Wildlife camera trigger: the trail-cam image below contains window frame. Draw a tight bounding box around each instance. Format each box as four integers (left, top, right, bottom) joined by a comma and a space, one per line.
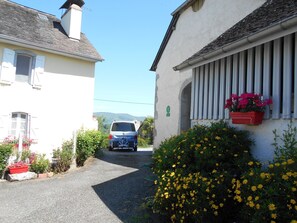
11, 112, 29, 138
14, 50, 36, 84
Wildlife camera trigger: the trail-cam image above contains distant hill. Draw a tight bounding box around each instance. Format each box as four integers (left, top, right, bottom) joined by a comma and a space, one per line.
93, 112, 146, 125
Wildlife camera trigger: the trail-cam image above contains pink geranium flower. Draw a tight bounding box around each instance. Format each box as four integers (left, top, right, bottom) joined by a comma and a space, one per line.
225, 92, 272, 112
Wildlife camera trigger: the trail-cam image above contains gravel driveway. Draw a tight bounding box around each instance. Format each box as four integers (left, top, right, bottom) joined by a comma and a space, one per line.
0, 148, 160, 223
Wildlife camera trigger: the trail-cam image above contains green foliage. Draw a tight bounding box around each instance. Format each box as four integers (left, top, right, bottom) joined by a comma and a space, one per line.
273, 121, 297, 163
138, 136, 149, 148
0, 144, 13, 177
52, 140, 73, 173
20, 149, 31, 162
101, 133, 109, 149
76, 130, 103, 166
97, 116, 109, 134
234, 159, 296, 223
228, 122, 296, 222
152, 121, 256, 222
139, 117, 154, 145
30, 154, 50, 174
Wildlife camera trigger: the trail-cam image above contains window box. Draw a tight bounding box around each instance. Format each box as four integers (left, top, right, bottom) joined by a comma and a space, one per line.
9, 165, 29, 174
230, 111, 264, 125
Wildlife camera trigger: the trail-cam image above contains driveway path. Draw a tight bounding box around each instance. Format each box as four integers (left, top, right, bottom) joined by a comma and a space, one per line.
0, 148, 159, 223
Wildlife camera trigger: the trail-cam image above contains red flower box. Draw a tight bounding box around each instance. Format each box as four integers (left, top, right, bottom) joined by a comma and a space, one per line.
230, 111, 264, 125
9, 166, 29, 174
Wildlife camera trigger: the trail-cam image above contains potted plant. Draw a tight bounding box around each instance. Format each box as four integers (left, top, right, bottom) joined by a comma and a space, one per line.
8, 161, 29, 174
30, 154, 50, 178
225, 93, 272, 125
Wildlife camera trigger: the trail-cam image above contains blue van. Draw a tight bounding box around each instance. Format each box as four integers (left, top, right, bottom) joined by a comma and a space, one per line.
108, 121, 138, 151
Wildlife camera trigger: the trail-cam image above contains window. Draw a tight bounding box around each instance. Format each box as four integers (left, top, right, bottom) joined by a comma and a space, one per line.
191, 32, 297, 121
11, 113, 28, 138
0, 48, 45, 88
111, 122, 136, 132
15, 53, 32, 82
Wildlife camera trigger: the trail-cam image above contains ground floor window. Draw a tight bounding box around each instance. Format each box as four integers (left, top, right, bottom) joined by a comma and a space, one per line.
11, 112, 28, 138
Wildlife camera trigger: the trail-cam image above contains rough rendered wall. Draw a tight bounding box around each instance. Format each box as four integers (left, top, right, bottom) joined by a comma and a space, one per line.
154, 0, 266, 149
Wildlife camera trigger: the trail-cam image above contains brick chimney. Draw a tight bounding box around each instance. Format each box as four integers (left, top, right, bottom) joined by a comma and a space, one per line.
61, 4, 82, 41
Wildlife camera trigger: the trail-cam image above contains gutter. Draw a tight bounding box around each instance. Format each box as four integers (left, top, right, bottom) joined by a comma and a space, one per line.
0, 34, 103, 63
173, 15, 297, 71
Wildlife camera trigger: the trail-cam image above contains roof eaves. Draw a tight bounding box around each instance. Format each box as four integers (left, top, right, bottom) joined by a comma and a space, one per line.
174, 5, 297, 71
0, 34, 103, 62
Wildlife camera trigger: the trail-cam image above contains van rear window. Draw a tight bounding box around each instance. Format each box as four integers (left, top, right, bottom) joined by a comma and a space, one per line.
111, 123, 135, 132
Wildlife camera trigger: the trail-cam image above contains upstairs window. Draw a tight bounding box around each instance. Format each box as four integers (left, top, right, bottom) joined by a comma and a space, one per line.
15, 53, 32, 82
0, 48, 45, 88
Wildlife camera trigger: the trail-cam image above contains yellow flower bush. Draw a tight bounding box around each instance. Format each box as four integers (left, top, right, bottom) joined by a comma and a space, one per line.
152, 121, 256, 222
233, 158, 296, 222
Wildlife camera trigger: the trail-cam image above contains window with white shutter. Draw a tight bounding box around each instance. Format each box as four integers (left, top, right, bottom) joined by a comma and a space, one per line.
0, 48, 45, 88
0, 113, 11, 141
0, 48, 16, 84
31, 55, 45, 89
29, 115, 39, 142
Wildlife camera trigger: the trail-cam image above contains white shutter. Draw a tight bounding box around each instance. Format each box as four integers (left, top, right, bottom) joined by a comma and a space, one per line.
32, 55, 45, 89
29, 115, 39, 142
0, 113, 11, 141
0, 48, 16, 84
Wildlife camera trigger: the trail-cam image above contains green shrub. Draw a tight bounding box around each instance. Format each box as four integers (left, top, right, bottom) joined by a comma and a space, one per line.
152, 121, 256, 222
234, 122, 297, 222
234, 159, 296, 223
20, 149, 31, 162
273, 121, 297, 163
76, 130, 103, 166
30, 154, 50, 174
52, 140, 73, 173
138, 136, 149, 148
101, 133, 109, 149
0, 144, 13, 177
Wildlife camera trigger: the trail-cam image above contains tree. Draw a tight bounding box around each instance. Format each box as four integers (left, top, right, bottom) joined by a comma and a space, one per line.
97, 116, 109, 134
138, 117, 154, 145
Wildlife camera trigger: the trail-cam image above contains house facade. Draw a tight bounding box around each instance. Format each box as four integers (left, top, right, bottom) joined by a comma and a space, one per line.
0, 0, 102, 157
150, 0, 265, 149
174, 0, 297, 162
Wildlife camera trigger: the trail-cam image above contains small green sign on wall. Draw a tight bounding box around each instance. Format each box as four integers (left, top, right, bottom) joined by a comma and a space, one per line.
166, 105, 171, 117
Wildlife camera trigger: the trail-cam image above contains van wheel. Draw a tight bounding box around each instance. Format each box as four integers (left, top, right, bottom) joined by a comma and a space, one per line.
109, 146, 113, 151
133, 146, 137, 152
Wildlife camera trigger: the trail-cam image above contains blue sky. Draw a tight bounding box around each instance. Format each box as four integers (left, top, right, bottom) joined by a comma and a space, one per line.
11, 0, 184, 117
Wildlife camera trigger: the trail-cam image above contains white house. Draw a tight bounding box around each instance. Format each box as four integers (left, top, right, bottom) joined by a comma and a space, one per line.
152, 0, 297, 162
150, 0, 265, 149
174, 0, 297, 162
0, 0, 102, 157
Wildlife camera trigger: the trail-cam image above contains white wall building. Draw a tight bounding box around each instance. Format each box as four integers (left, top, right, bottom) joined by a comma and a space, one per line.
151, 0, 297, 163
151, 0, 265, 149
0, 0, 102, 157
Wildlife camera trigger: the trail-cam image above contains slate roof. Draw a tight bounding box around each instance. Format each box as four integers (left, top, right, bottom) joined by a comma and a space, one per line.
0, 0, 102, 62
175, 0, 297, 70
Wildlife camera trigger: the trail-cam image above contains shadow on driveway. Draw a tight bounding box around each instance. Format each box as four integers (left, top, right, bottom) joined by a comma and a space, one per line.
92, 149, 163, 223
